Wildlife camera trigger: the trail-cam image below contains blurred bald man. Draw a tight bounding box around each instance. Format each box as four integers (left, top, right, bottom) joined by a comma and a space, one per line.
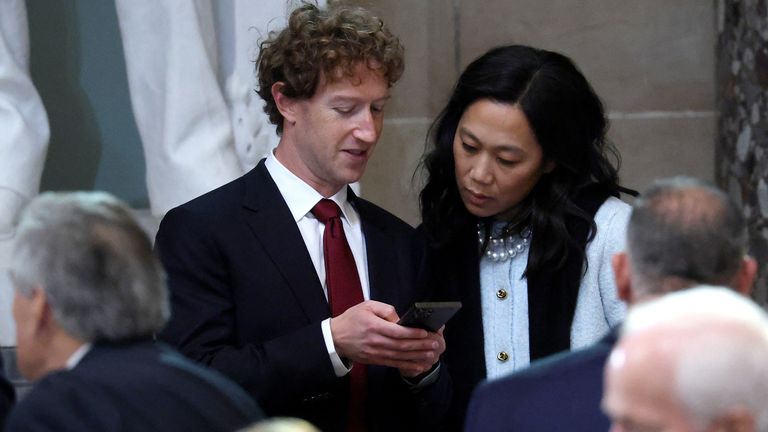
603, 286, 768, 432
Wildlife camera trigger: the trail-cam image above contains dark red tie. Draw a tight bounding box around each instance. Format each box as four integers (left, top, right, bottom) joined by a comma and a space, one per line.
311, 198, 366, 432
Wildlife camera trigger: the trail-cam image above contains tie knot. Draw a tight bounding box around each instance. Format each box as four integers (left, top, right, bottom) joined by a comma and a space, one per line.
311, 199, 342, 224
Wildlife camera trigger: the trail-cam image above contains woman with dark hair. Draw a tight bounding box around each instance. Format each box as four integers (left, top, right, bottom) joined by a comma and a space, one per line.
419, 45, 634, 429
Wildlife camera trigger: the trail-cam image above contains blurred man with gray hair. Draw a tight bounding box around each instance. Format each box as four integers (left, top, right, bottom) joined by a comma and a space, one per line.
603, 286, 768, 432
4, 191, 263, 431
611, 176, 756, 302
465, 176, 757, 431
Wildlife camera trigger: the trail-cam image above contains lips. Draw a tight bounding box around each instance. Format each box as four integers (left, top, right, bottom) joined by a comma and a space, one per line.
465, 188, 490, 206
344, 149, 367, 156
341, 149, 369, 162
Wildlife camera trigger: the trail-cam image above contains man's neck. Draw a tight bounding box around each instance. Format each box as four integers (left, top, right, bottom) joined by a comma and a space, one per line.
272, 145, 345, 198
38, 331, 87, 378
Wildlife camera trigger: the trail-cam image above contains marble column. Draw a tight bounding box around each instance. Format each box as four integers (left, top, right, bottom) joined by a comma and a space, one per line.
716, 0, 768, 303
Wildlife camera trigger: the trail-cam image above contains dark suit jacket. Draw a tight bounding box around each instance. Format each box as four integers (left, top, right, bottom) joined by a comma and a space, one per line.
156, 161, 449, 432
4, 340, 262, 431
0, 353, 16, 428
464, 329, 618, 432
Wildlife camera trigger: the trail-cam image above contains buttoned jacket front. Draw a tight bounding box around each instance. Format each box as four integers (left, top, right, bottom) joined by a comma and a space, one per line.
156, 160, 449, 432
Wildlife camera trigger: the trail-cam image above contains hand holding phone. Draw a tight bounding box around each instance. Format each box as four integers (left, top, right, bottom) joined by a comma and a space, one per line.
397, 301, 462, 332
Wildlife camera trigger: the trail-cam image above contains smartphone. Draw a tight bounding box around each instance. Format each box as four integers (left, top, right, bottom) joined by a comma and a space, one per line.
397, 301, 462, 332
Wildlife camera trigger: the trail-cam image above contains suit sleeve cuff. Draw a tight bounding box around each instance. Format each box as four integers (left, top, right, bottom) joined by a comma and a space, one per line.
402, 362, 441, 391
322, 318, 351, 377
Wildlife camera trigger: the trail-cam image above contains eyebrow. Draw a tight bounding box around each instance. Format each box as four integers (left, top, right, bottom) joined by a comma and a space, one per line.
458, 127, 525, 154
328, 95, 391, 104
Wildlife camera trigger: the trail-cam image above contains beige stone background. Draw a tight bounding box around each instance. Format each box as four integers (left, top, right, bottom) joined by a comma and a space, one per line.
350, 0, 716, 226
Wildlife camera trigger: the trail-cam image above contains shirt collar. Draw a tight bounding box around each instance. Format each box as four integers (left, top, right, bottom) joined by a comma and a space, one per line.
65, 343, 92, 370
265, 150, 354, 222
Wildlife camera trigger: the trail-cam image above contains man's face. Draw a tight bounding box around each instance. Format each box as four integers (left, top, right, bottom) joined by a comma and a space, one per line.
12, 288, 46, 381
603, 342, 700, 432
278, 63, 389, 197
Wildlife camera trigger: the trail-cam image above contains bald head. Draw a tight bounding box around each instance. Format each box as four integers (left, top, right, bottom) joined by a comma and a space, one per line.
613, 176, 755, 303
603, 327, 696, 431
603, 287, 768, 432
238, 418, 320, 432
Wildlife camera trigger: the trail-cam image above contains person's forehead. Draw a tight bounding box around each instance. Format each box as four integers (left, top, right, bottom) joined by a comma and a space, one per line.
315, 65, 388, 97
617, 363, 673, 400
612, 337, 690, 403
606, 363, 686, 428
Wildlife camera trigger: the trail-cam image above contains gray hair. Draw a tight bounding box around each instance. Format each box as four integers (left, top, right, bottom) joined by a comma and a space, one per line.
627, 176, 747, 296
622, 286, 768, 431
10, 191, 169, 342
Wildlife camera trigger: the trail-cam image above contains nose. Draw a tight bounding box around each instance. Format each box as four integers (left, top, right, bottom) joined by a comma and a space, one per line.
352, 108, 379, 143
468, 155, 493, 185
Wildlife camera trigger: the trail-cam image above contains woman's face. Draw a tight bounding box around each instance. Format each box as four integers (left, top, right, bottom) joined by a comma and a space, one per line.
453, 99, 553, 219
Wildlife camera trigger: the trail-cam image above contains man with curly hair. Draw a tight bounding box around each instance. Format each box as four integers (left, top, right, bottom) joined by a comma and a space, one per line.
155, 3, 448, 431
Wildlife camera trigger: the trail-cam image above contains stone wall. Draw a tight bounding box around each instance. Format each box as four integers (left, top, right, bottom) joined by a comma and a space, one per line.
355, 0, 717, 227
716, 0, 768, 303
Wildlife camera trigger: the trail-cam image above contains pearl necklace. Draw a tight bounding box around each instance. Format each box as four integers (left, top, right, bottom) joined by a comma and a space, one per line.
477, 223, 532, 262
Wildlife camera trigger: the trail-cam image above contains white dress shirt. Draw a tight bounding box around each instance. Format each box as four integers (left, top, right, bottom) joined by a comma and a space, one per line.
265, 152, 369, 377
65, 343, 92, 370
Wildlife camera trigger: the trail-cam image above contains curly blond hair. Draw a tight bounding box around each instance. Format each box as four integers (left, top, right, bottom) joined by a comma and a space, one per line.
256, 2, 404, 134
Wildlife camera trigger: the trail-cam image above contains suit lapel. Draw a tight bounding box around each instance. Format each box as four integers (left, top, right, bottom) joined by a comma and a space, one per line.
240, 162, 330, 322
352, 193, 401, 310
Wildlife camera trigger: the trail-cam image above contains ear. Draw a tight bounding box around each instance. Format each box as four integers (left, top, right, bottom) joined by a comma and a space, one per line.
30, 288, 53, 334
733, 256, 758, 297
271, 82, 298, 125
612, 252, 633, 304
708, 407, 755, 432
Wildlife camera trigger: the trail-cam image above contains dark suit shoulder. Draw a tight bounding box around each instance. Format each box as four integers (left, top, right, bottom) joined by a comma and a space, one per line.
475, 337, 613, 404
6, 370, 118, 432
7, 343, 261, 432
156, 166, 261, 248
505, 339, 612, 384
354, 196, 414, 236
174, 173, 247, 216
156, 178, 248, 251
152, 343, 262, 416
466, 338, 614, 432
75, 343, 258, 407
